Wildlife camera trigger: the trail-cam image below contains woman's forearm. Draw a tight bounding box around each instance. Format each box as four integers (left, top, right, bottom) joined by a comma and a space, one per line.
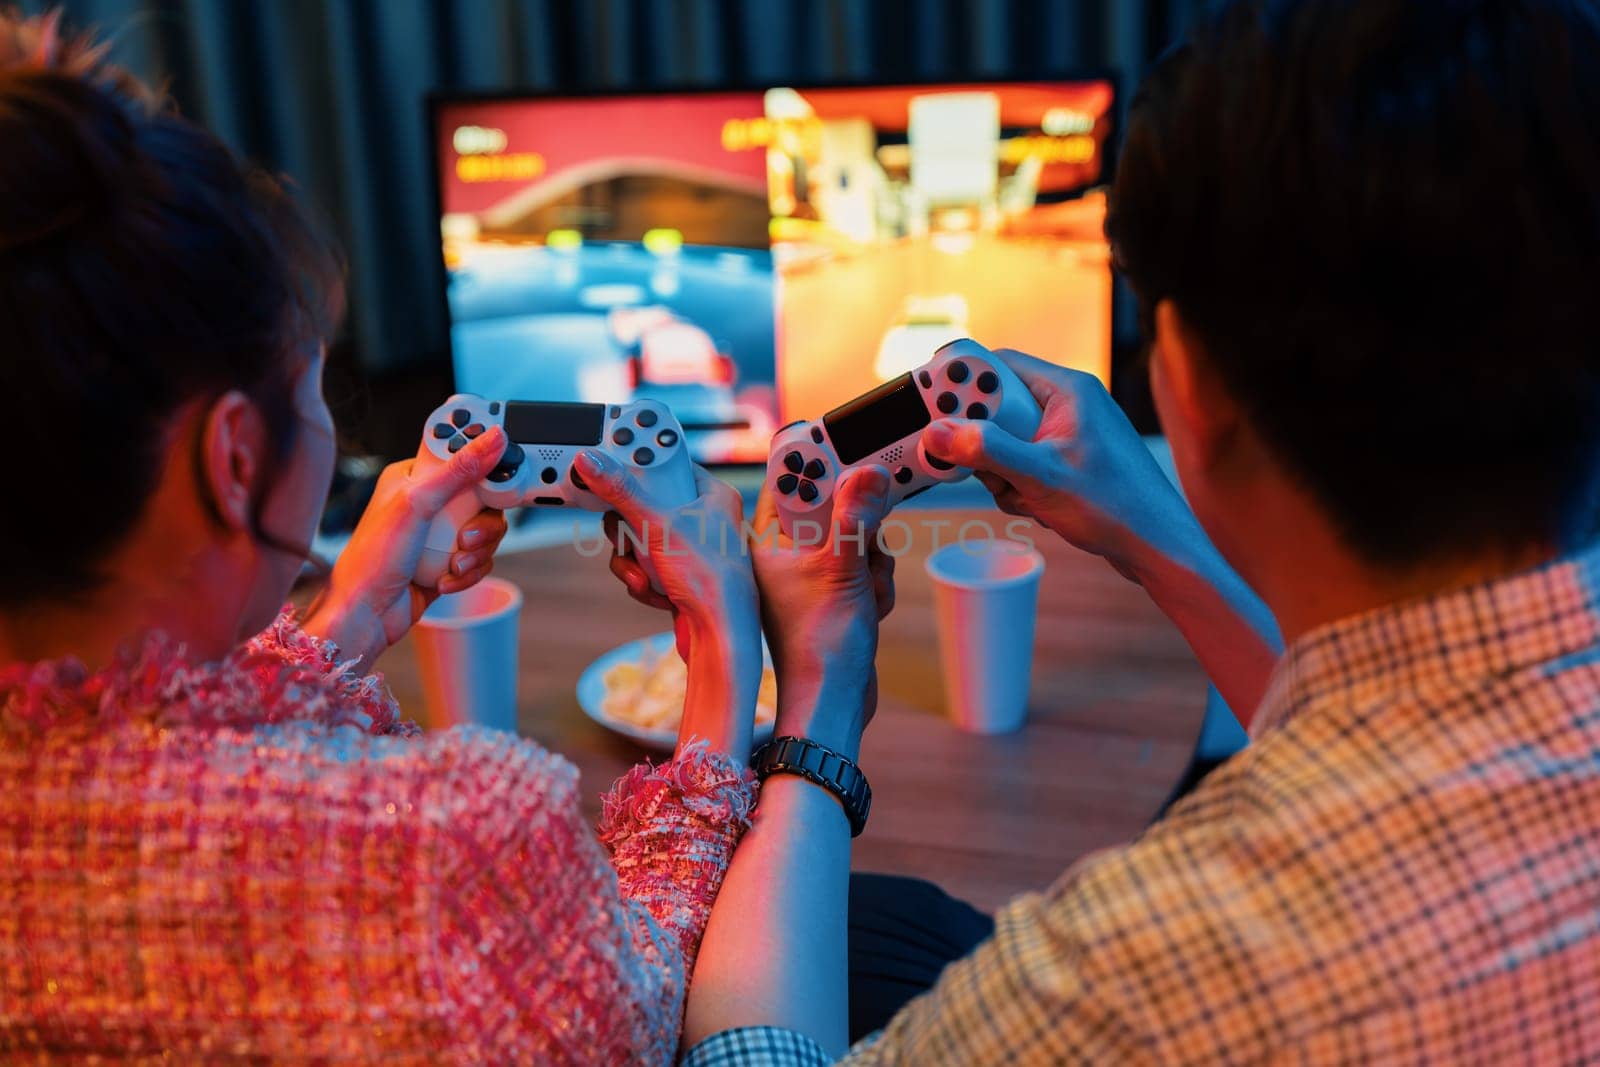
678, 596, 764, 761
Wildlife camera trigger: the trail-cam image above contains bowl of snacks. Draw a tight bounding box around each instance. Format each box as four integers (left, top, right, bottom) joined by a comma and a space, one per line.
577, 632, 777, 752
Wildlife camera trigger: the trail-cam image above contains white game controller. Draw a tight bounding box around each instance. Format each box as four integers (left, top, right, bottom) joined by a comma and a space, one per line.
766, 339, 1042, 538
413, 394, 697, 587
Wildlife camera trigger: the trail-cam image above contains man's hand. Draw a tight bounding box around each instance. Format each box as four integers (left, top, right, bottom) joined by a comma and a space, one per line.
750, 465, 896, 760
922, 348, 1198, 582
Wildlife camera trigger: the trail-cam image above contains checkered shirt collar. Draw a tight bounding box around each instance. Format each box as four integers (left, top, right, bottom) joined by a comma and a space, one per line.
1252, 540, 1600, 738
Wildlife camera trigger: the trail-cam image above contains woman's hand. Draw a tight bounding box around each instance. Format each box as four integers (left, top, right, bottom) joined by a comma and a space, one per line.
576, 450, 763, 760
305, 427, 509, 668
749, 465, 896, 761
921, 348, 1199, 582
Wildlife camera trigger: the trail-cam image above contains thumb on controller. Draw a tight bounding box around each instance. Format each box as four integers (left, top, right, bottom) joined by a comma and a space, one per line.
574, 449, 652, 534
409, 425, 507, 515
923, 418, 1036, 486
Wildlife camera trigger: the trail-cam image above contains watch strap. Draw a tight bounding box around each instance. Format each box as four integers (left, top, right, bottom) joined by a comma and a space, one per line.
751, 735, 872, 837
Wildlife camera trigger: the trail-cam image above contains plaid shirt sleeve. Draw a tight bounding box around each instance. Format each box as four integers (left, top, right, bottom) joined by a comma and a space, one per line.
682, 1026, 833, 1066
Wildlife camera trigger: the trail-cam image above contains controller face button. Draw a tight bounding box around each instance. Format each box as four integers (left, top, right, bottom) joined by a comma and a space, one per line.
447, 435, 467, 454
633, 447, 655, 466
803, 458, 826, 479
783, 450, 805, 474
966, 402, 990, 421
463, 423, 485, 438
636, 409, 659, 428
776, 473, 799, 494
918, 370, 933, 389
489, 402, 501, 415
613, 427, 635, 446
946, 361, 969, 384
451, 408, 471, 428
928, 453, 957, 472
976, 371, 999, 394
432, 422, 454, 439
798, 480, 819, 503
656, 429, 679, 448
540, 466, 558, 484
895, 466, 914, 484
936, 391, 959, 414
810, 426, 824, 444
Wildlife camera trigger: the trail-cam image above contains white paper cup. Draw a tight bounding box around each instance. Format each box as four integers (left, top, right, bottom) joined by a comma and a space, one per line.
925, 540, 1045, 734
412, 576, 523, 733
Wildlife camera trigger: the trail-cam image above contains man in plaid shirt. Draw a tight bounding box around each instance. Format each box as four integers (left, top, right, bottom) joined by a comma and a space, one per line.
682, 0, 1600, 1062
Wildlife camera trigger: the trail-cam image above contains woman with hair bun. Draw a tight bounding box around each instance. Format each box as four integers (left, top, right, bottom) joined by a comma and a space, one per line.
0, 12, 766, 1062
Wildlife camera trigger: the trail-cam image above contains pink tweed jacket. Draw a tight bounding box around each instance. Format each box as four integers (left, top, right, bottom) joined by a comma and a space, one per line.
0, 610, 757, 1064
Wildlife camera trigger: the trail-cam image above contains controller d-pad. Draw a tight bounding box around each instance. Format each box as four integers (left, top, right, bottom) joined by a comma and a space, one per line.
798, 480, 819, 503
928, 453, 957, 472
967, 402, 990, 421
946, 361, 969, 384
803, 458, 826, 480
633, 447, 655, 466
447, 435, 467, 454
636, 409, 659, 428
976, 371, 999, 394
783, 450, 804, 474
776, 473, 799, 495
613, 427, 634, 446
895, 466, 914, 484
451, 408, 471, 428
656, 429, 678, 448
936, 392, 959, 414
432, 422, 454, 440
463, 423, 485, 439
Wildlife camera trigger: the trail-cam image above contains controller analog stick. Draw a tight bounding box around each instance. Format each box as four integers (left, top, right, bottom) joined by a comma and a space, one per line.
570, 467, 589, 491
928, 453, 957, 472
776, 473, 799, 495
783, 450, 805, 474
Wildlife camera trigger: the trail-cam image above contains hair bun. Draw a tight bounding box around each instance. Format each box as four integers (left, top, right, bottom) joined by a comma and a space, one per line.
0, 70, 147, 256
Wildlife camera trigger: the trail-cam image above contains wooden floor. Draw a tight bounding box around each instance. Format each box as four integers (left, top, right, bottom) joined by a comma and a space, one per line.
372, 510, 1207, 913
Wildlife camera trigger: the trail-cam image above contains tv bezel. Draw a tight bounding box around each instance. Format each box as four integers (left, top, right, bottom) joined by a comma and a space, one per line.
425, 71, 1123, 469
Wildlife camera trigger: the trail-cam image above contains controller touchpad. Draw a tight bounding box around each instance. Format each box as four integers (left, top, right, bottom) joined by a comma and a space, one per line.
503, 401, 605, 445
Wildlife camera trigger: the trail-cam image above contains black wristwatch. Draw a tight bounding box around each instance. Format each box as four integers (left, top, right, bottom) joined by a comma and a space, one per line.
751, 735, 872, 837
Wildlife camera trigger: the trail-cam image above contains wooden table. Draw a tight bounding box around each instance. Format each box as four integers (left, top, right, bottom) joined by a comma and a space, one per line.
373, 510, 1207, 913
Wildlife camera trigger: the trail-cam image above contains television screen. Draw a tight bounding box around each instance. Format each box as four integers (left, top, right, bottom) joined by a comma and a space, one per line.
433, 78, 1115, 465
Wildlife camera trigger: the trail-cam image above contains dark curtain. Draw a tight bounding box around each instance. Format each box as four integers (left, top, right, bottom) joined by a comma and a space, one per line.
17, 0, 1207, 382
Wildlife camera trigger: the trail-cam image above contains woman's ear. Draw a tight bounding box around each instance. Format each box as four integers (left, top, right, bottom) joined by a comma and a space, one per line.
198, 390, 269, 532
1151, 299, 1241, 475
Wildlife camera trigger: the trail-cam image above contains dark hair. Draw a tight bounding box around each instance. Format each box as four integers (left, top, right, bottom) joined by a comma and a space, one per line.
0, 12, 343, 607
1108, 0, 1600, 567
